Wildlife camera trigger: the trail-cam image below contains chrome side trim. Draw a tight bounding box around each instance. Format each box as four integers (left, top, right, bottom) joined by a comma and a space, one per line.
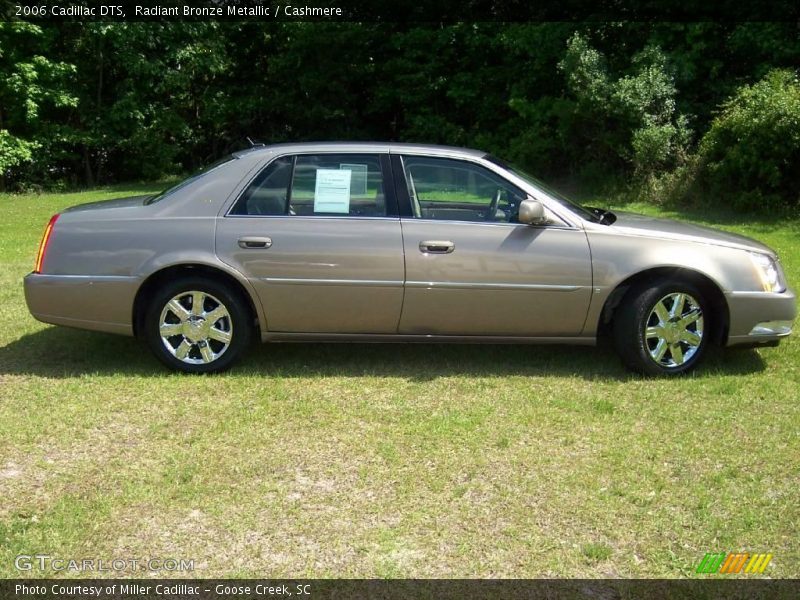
262, 277, 403, 287
748, 320, 793, 336
262, 331, 597, 345
259, 277, 584, 291
225, 214, 401, 221
225, 213, 575, 230
405, 281, 584, 292
727, 334, 785, 347
32, 274, 140, 281
400, 217, 578, 231
726, 290, 791, 299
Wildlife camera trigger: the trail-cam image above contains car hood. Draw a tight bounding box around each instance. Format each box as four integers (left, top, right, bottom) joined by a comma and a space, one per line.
62, 195, 152, 213
608, 210, 776, 256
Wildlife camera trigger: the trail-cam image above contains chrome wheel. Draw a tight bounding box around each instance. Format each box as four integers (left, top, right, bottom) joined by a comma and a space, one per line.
644, 292, 704, 368
158, 290, 232, 365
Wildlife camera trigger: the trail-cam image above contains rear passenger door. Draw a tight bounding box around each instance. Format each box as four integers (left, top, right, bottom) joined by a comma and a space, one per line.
216, 153, 405, 334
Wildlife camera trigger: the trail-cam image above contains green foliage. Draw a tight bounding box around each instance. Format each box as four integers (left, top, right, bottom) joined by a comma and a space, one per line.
0, 21, 797, 208
581, 542, 613, 562
693, 69, 800, 210
0, 130, 37, 172
559, 34, 690, 180
0, 22, 76, 186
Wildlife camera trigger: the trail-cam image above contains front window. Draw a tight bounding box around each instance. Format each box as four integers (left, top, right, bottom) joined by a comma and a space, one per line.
484, 155, 597, 222
402, 156, 526, 223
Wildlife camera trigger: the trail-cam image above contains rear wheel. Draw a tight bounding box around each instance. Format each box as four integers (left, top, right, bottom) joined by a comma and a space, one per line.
145, 277, 251, 373
613, 279, 709, 376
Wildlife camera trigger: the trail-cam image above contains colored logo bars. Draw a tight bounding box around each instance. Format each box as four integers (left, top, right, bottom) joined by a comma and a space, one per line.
696, 552, 773, 574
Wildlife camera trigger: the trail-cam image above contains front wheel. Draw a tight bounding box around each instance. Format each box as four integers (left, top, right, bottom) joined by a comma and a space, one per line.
145, 277, 252, 373
613, 280, 709, 376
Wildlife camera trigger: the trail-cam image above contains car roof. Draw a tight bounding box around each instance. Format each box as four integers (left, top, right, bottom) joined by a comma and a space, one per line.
232, 141, 487, 159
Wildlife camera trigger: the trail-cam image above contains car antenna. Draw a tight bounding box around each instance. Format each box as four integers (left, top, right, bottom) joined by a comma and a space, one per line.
246, 137, 265, 148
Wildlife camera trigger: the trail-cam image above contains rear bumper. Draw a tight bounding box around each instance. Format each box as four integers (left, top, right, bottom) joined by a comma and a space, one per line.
24, 273, 139, 336
725, 288, 796, 347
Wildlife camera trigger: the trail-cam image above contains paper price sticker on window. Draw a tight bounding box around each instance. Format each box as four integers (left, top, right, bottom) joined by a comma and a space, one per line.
314, 169, 352, 214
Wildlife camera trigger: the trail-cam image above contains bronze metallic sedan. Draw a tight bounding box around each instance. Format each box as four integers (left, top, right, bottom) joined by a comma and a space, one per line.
24, 143, 796, 375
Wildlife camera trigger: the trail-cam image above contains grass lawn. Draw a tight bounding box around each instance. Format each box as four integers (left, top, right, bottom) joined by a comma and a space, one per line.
0, 184, 797, 578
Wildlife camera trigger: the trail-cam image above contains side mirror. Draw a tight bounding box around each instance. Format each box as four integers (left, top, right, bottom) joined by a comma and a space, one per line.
518, 199, 547, 225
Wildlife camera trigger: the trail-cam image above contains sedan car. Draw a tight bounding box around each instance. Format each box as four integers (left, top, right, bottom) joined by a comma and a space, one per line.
24, 142, 795, 375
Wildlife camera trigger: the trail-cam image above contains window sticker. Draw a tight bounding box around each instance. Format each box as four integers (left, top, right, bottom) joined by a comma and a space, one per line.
340, 163, 368, 196
314, 168, 352, 213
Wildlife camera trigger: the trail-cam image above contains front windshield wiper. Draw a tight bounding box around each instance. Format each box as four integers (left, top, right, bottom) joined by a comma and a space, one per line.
586, 207, 617, 225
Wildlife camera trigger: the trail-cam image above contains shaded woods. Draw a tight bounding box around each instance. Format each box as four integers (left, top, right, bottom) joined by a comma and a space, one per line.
1, 21, 798, 207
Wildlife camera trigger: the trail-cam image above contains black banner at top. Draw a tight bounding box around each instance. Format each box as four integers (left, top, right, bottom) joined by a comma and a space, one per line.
3, 0, 800, 22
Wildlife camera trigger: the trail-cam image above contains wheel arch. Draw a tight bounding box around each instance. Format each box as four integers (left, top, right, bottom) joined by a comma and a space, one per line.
132, 263, 262, 338
597, 266, 730, 345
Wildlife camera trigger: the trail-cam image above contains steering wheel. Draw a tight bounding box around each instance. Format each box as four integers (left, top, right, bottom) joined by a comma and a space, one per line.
486, 189, 502, 221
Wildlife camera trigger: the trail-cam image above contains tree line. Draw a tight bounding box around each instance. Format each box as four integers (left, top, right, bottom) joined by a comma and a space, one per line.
0, 21, 798, 208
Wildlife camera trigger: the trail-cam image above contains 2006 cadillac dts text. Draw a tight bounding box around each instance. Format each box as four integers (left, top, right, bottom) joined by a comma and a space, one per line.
14, 4, 344, 17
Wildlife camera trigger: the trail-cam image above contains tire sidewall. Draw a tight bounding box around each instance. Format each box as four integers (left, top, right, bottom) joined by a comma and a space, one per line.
145, 277, 251, 373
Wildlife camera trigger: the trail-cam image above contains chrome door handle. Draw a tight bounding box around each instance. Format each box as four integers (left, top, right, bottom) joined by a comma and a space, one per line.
419, 240, 455, 254
238, 236, 272, 249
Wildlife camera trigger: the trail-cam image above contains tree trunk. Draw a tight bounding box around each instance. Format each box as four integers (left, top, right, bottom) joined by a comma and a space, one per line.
0, 108, 4, 191
84, 147, 94, 187
94, 35, 104, 185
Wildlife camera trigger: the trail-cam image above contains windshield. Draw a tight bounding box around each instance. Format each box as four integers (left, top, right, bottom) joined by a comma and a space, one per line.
485, 155, 600, 222
145, 155, 236, 205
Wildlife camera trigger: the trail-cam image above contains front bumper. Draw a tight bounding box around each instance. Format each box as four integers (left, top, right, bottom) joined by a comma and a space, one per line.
24, 273, 139, 336
725, 288, 796, 347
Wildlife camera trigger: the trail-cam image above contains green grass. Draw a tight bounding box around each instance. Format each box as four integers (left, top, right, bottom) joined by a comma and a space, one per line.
0, 184, 798, 578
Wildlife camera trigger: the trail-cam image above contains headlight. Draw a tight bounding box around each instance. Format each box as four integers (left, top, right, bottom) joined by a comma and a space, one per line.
749, 252, 784, 292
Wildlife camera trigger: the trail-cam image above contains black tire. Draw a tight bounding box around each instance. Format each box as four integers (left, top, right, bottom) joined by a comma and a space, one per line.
613, 279, 710, 376
144, 276, 252, 373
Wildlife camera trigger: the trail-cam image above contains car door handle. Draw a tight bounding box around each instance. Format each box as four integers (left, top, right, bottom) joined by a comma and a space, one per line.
238, 236, 272, 249
419, 240, 455, 254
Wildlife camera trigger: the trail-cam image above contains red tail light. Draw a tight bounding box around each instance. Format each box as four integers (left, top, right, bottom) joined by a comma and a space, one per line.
34, 214, 60, 274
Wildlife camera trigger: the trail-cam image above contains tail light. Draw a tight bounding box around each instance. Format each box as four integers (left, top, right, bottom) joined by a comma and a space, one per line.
34, 214, 60, 274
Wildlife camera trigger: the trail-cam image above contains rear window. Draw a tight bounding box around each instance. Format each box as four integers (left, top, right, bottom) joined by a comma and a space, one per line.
230, 153, 387, 217
145, 155, 236, 205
